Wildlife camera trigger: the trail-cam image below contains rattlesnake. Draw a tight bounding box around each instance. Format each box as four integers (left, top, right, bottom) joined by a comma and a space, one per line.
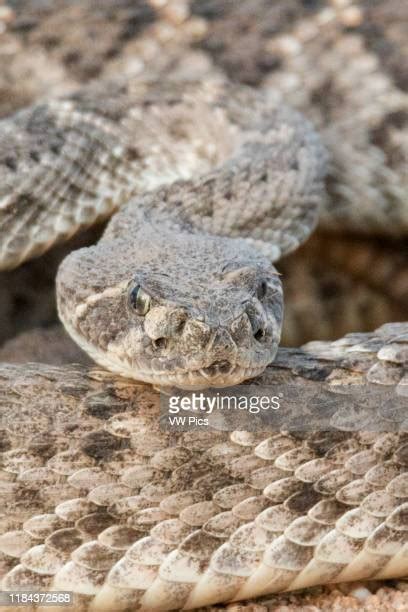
0, 0, 407, 610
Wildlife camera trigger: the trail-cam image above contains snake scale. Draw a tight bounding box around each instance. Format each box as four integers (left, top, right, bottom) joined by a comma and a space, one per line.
0, 0, 407, 609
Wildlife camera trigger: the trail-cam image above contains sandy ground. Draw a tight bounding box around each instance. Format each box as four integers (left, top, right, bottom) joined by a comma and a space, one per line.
208, 582, 408, 611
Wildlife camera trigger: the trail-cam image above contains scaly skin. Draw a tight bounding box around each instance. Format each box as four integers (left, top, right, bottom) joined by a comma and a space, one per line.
0, 323, 406, 609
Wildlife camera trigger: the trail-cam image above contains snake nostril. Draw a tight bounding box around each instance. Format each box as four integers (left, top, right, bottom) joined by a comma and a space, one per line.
245, 303, 269, 344
254, 328, 265, 342
257, 280, 268, 300
153, 337, 167, 350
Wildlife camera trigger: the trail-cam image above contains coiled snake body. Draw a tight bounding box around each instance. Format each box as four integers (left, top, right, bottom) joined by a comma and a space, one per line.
0, 16, 407, 612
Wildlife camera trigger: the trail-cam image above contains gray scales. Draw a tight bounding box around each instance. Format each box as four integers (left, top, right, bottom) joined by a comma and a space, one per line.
0, 70, 406, 612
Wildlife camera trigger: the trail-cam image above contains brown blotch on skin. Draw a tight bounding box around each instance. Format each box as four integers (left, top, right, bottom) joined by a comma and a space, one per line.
0, 429, 12, 452
191, 0, 323, 85
46, 528, 86, 554
81, 430, 129, 460
307, 431, 349, 456
85, 391, 128, 420
27, 433, 58, 459
76, 512, 117, 537
125, 146, 142, 161
285, 486, 322, 513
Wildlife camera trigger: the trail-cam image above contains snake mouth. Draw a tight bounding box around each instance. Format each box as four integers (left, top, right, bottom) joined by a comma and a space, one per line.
167, 363, 265, 390
200, 360, 234, 379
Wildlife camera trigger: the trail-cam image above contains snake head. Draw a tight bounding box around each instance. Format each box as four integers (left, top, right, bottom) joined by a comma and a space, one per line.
57, 227, 283, 389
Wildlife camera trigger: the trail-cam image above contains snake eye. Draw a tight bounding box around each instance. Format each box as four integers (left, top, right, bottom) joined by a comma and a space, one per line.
129, 284, 151, 315
257, 281, 268, 300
